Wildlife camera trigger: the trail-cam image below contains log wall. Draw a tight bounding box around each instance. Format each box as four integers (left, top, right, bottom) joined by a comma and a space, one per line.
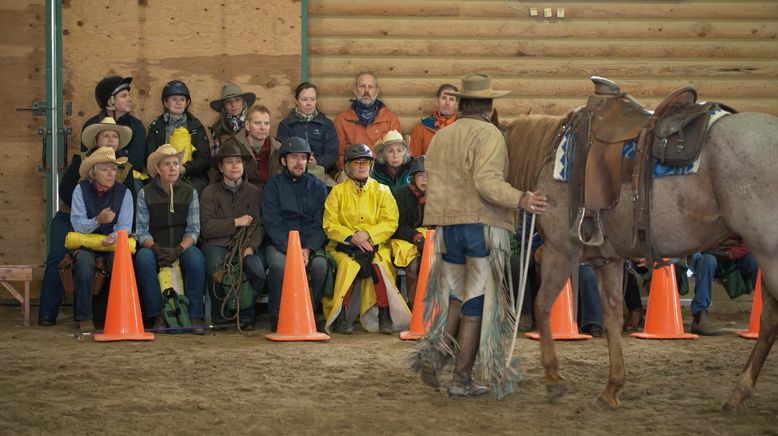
308, 0, 778, 132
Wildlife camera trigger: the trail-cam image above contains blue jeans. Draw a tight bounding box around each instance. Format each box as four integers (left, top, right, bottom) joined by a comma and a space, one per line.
265, 244, 328, 315
38, 212, 73, 322
442, 224, 489, 316
690, 252, 759, 316
135, 246, 206, 319
578, 264, 602, 331
73, 250, 114, 321
203, 245, 266, 322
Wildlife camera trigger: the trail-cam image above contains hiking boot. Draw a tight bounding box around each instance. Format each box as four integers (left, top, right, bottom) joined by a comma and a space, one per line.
241, 320, 256, 331
378, 306, 393, 335
583, 325, 603, 337
78, 320, 95, 333
38, 316, 55, 327
448, 316, 489, 398
332, 311, 353, 335
190, 317, 206, 335
623, 308, 643, 332
691, 311, 724, 336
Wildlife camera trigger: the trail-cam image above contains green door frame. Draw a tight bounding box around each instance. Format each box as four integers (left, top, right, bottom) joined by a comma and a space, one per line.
45, 0, 64, 235
301, 0, 309, 81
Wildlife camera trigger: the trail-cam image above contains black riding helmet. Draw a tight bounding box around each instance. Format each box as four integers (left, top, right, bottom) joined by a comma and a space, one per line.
95, 76, 132, 109
161, 80, 191, 104
343, 143, 374, 163
409, 155, 425, 175
279, 136, 312, 161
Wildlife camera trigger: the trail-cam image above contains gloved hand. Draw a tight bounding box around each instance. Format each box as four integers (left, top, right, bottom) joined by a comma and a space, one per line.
152, 244, 178, 268
414, 237, 426, 254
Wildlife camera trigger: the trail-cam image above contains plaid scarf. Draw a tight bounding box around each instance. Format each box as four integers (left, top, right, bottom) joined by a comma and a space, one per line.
433, 110, 457, 129
351, 99, 384, 127
294, 106, 318, 122
163, 112, 188, 142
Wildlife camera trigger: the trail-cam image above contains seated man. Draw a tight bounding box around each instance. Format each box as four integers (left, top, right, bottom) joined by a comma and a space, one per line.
39, 117, 133, 326
409, 83, 459, 156
135, 144, 206, 334
390, 156, 427, 309
200, 139, 265, 330
70, 147, 133, 332
322, 143, 411, 334
687, 236, 758, 335
262, 137, 330, 330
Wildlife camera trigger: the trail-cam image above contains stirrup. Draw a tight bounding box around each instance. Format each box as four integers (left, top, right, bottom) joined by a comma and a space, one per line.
572, 207, 605, 247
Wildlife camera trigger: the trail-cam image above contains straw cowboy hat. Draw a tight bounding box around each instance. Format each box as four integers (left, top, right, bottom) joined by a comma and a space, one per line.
147, 144, 185, 178
445, 73, 510, 99
374, 130, 409, 156
81, 117, 132, 150
78, 146, 128, 180
209, 83, 257, 112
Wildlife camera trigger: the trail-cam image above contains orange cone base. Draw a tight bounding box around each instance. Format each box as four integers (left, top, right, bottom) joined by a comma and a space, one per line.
265, 332, 330, 342
400, 330, 424, 341
736, 330, 758, 340
525, 331, 592, 341
631, 331, 697, 340
94, 331, 155, 342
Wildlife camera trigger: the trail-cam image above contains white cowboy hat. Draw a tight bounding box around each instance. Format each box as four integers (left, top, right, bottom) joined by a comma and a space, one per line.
81, 117, 132, 150
374, 130, 410, 157
78, 146, 128, 180
146, 144, 185, 178
445, 73, 510, 99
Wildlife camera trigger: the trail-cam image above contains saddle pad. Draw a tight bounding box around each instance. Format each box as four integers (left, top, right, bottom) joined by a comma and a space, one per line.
553, 108, 729, 182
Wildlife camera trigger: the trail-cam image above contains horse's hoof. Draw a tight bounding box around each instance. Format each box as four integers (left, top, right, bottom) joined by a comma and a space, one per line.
591, 395, 619, 410
721, 401, 747, 415
547, 382, 569, 404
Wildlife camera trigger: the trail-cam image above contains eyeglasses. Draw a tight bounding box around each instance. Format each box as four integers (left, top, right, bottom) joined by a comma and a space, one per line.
350, 159, 371, 167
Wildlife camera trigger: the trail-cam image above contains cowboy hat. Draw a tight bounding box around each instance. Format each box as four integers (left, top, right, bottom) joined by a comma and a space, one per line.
147, 144, 185, 178
79, 146, 128, 180
81, 117, 132, 150
445, 73, 510, 99
211, 137, 253, 169
209, 83, 257, 112
374, 130, 409, 156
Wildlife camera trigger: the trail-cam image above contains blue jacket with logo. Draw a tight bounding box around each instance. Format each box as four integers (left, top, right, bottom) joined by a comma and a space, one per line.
277, 110, 339, 172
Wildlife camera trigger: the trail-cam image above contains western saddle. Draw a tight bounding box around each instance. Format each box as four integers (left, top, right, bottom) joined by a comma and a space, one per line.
567, 76, 728, 259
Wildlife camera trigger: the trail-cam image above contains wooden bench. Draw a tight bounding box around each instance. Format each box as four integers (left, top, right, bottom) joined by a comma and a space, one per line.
0, 265, 36, 327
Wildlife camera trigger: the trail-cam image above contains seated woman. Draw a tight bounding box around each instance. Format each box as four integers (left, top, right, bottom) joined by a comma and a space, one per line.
370, 130, 412, 195
322, 143, 411, 335
135, 144, 206, 334
276, 81, 339, 174
70, 147, 133, 332
390, 156, 428, 309
39, 118, 133, 327
208, 83, 256, 154
145, 80, 210, 193
200, 138, 266, 330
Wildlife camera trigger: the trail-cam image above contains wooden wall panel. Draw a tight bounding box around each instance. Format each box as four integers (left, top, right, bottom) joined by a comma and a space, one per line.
0, 1, 46, 276
62, 0, 302, 140
308, 0, 778, 133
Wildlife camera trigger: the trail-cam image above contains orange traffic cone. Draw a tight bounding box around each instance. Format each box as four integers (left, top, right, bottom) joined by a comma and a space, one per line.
94, 230, 154, 342
737, 269, 762, 339
401, 229, 435, 340
265, 231, 330, 341
632, 260, 697, 340
526, 278, 591, 341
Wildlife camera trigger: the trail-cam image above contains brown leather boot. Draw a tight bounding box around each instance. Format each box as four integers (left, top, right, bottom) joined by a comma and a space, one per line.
58, 253, 75, 294
420, 299, 462, 388
91, 256, 108, 296
623, 308, 643, 332
448, 316, 488, 397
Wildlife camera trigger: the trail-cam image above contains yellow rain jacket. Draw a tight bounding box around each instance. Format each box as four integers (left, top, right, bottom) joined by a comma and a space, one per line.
322, 178, 411, 333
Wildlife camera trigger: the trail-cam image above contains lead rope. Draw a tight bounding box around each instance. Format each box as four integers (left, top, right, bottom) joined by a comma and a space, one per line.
216, 223, 256, 335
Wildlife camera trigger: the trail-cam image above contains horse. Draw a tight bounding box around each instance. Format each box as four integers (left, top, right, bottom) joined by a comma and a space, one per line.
504, 90, 778, 411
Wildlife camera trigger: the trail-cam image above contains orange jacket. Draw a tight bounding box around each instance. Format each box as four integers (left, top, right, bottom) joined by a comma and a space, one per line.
334, 105, 401, 170
409, 114, 438, 156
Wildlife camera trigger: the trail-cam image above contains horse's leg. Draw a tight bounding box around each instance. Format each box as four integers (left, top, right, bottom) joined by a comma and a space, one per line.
536, 246, 572, 403
722, 275, 778, 413
593, 259, 626, 409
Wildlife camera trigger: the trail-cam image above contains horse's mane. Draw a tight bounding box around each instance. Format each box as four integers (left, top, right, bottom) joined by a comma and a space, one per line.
504, 113, 570, 192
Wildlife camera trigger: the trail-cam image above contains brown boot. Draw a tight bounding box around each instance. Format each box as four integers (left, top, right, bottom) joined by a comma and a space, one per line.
78, 319, 95, 333
91, 256, 108, 296
691, 311, 724, 336
623, 308, 642, 332
378, 306, 393, 334
58, 253, 75, 294
420, 299, 462, 388
448, 316, 488, 397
